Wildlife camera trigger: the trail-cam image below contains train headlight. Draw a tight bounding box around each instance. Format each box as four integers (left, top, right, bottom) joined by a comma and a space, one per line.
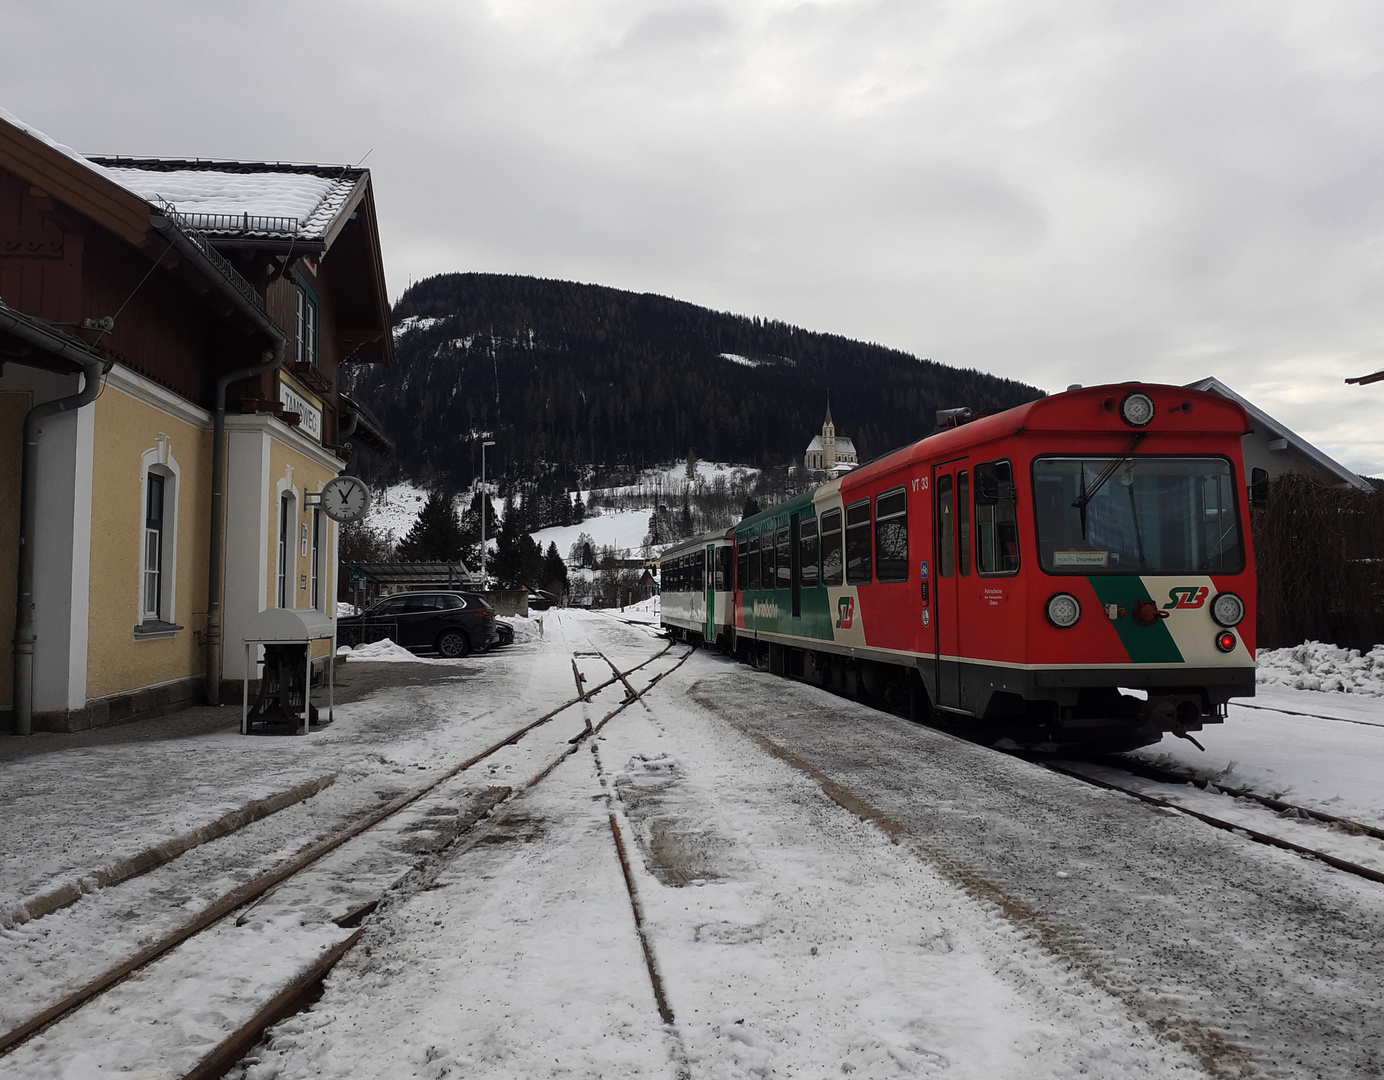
1120, 391, 1155, 427
1215, 630, 1238, 653
1046, 593, 1081, 628
1210, 591, 1245, 628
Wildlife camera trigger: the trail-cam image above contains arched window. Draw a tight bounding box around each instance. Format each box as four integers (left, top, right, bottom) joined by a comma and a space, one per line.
277, 493, 294, 608
135, 440, 181, 635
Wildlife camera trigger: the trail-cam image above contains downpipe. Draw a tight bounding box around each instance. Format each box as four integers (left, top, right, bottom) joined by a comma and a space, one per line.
6, 316, 109, 735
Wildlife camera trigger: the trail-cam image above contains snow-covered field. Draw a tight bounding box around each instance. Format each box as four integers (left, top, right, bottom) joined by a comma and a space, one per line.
4, 620, 1384, 1078
364, 461, 759, 557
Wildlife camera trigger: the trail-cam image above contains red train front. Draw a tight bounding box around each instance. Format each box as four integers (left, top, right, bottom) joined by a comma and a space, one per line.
732, 383, 1257, 749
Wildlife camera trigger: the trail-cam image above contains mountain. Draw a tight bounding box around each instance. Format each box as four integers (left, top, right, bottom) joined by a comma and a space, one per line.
344, 272, 1043, 493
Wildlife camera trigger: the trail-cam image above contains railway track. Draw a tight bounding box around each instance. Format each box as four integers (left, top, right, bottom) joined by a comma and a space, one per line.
0, 638, 694, 1079
1044, 755, 1384, 886
1233, 698, 1384, 729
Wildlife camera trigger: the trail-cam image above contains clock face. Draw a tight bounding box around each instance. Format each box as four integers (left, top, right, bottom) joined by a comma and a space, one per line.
321, 475, 371, 522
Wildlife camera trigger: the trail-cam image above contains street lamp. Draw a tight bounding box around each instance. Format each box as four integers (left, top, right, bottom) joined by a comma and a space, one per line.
480, 439, 496, 589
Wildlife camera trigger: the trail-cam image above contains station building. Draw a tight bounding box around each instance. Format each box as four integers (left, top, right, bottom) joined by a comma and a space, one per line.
1, 111, 392, 733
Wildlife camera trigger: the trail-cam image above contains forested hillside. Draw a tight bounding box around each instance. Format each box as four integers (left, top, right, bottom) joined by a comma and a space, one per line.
345, 273, 1043, 493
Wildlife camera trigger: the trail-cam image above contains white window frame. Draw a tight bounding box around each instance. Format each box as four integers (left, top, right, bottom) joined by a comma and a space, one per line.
277, 490, 296, 608
135, 437, 180, 632
295, 276, 319, 368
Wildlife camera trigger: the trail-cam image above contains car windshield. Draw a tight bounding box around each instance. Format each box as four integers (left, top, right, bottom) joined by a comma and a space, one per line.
1033, 456, 1244, 575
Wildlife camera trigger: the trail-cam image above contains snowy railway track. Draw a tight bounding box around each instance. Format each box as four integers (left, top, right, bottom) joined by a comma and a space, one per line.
1044, 757, 1384, 886
0, 640, 694, 1080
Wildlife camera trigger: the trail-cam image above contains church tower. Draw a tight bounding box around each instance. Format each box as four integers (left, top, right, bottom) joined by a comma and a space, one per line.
823, 397, 836, 468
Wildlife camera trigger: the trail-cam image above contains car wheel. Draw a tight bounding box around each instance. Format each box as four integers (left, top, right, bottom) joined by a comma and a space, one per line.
436, 629, 472, 658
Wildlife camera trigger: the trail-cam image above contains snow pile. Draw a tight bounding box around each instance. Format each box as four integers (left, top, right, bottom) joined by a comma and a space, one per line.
504, 616, 543, 642
338, 638, 430, 663
1255, 640, 1384, 695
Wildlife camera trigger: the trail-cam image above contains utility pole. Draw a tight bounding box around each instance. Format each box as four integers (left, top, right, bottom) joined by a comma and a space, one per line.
480, 439, 496, 589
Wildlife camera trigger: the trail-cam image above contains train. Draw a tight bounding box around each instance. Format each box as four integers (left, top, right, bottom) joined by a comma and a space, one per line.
659, 383, 1260, 749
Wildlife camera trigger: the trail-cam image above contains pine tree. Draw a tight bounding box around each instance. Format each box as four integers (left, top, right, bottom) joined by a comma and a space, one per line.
742, 496, 761, 519
542, 542, 569, 596
396, 492, 466, 561
572, 491, 585, 523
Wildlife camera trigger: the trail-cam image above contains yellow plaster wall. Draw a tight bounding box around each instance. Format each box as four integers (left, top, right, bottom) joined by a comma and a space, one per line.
267, 434, 339, 628
86, 387, 212, 699
0, 392, 30, 709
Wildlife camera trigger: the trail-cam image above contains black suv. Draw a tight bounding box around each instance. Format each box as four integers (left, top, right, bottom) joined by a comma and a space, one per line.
339, 591, 499, 657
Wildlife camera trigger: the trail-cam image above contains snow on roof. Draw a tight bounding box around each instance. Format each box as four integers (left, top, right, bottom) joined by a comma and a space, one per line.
91, 160, 362, 242
835, 436, 857, 454
806, 435, 824, 452
0, 107, 364, 244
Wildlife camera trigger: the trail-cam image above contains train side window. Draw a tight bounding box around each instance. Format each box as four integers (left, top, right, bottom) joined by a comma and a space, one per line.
937, 475, 954, 577
975, 459, 1019, 575
874, 488, 908, 582
845, 499, 872, 584
715, 546, 730, 591
776, 526, 791, 589
820, 509, 843, 586
748, 535, 761, 590
763, 528, 776, 589
698, 549, 707, 590
957, 472, 971, 576
799, 516, 820, 587
737, 537, 748, 590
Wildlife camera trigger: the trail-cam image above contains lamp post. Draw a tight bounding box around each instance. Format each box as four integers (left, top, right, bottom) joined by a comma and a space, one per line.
480, 439, 496, 589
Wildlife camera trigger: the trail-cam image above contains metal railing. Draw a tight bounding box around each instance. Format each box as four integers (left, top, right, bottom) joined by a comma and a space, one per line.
179, 211, 301, 236
153, 198, 266, 316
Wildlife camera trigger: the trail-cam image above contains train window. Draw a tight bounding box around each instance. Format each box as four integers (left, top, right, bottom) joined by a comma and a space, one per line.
1032, 456, 1241, 575
763, 528, 776, 589
976, 459, 1019, 575
874, 488, 908, 582
698, 549, 706, 590
845, 499, 872, 584
957, 472, 971, 576
820, 508, 844, 586
715, 546, 730, 591
799, 516, 820, 587
748, 535, 761, 590
937, 475, 954, 577
737, 537, 748, 591
776, 526, 792, 589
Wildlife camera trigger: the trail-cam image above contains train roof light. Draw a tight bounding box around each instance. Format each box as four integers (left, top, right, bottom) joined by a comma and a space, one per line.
1120, 392, 1155, 427
1046, 593, 1081, 628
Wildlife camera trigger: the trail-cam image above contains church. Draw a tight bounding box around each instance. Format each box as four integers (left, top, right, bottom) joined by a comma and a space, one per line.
803, 400, 858, 474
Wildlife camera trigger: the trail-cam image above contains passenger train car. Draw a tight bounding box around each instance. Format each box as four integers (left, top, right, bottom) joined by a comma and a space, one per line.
659, 531, 736, 650
727, 383, 1258, 749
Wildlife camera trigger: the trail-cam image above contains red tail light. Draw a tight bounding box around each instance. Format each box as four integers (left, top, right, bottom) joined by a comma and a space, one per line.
473, 609, 494, 618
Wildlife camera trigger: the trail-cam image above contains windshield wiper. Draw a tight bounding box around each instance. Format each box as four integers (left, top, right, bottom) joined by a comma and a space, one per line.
1072, 433, 1147, 514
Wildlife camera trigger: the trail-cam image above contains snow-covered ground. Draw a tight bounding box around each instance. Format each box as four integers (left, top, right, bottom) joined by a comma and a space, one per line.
1256, 640, 1384, 695
532, 508, 656, 558
5, 620, 1384, 1078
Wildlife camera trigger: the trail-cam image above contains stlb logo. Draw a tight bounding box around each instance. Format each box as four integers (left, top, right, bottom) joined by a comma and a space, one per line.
1163, 586, 1209, 610
836, 595, 855, 629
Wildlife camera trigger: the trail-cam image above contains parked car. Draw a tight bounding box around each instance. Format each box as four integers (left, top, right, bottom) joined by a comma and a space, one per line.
494, 619, 515, 647
338, 591, 499, 657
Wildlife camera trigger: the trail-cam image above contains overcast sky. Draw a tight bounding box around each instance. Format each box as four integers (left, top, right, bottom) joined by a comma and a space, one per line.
6, 1, 1384, 472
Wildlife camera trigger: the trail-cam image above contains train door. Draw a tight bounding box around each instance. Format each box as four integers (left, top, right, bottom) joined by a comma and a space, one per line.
931, 461, 967, 711
705, 543, 716, 641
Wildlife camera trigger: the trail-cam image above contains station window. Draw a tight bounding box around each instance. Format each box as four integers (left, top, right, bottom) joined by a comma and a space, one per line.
820, 509, 843, 586
937, 475, 954, 578
845, 499, 872, 584
295, 276, 319, 368
737, 538, 748, 591
142, 472, 165, 620
310, 508, 323, 609
776, 526, 791, 589
799, 517, 820, 588
276, 493, 293, 607
748, 535, 761, 590
874, 488, 908, 582
975, 459, 1020, 575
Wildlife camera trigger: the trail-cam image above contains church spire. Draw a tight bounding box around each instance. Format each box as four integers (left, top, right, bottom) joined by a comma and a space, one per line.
824, 393, 832, 426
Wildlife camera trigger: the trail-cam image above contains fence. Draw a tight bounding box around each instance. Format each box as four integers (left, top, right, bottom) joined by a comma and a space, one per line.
1252, 473, 1384, 650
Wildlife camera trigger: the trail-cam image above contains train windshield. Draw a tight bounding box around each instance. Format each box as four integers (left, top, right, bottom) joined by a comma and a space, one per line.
1033, 456, 1244, 575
